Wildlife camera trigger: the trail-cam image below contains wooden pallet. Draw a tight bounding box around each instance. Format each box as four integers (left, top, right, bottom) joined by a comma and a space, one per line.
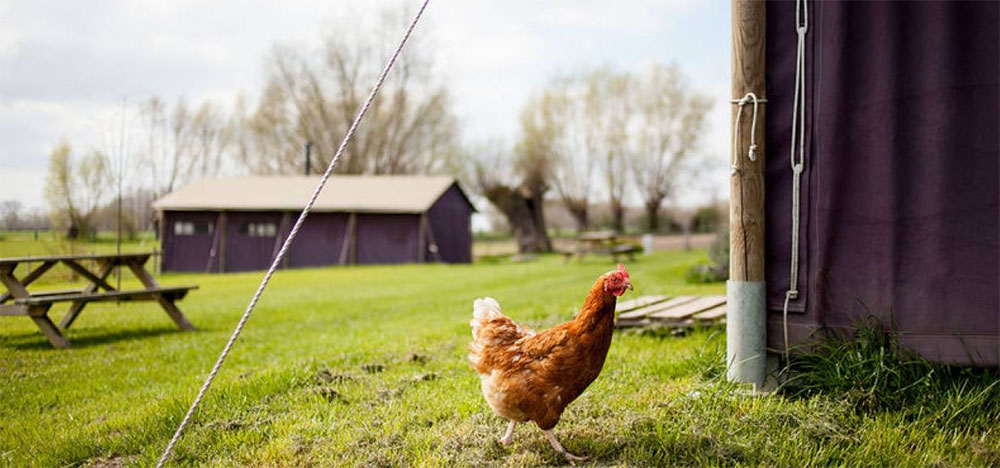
615, 295, 726, 329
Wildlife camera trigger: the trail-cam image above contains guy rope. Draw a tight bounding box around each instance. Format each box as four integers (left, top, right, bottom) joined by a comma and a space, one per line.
155, 0, 431, 465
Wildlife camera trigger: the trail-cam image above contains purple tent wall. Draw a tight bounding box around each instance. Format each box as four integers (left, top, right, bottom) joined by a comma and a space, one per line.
287, 213, 349, 268
161, 211, 219, 273
355, 214, 421, 264
426, 185, 472, 263
765, 1, 999, 366
224, 211, 284, 272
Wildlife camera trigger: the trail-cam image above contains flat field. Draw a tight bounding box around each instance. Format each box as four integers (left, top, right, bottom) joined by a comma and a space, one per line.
1, 239, 997, 467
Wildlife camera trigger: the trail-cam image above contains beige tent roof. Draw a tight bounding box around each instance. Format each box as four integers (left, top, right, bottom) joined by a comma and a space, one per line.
152, 175, 472, 213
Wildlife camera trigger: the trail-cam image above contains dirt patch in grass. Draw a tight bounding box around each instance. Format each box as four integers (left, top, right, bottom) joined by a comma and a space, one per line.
406, 353, 429, 364
315, 387, 348, 404
85, 455, 137, 468
313, 368, 356, 385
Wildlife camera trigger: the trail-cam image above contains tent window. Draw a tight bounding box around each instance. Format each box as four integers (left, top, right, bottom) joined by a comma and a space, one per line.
240, 222, 277, 237
175, 221, 212, 236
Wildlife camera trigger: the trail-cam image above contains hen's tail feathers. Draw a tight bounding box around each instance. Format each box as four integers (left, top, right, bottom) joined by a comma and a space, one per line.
469, 297, 515, 370
470, 297, 504, 338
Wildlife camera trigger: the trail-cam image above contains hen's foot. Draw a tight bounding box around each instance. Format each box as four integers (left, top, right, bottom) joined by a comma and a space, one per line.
499, 421, 516, 446
542, 429, 588, 466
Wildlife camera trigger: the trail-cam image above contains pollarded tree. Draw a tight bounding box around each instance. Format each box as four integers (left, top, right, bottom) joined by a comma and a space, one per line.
584, 68, 631, 233
138, 97, 231, 197
44, 141, 112, 239
240, 7, 460, 176
470, 141, 553, 254
628, 64, 711, 233
520, 79, 596, 232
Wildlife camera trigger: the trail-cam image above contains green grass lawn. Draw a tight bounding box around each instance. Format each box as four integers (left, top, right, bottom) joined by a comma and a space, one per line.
1, 250, 997, 467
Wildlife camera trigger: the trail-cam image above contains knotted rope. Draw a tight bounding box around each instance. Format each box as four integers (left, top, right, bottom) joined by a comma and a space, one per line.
782, 0, 808, 364
730, 93, 766, 176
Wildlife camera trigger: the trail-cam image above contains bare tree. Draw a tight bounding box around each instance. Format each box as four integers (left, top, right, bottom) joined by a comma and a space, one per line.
138, 96, 228, 196
232, 86, 301, 175
520, 80, 595, 232
0, 200, 22, 231
470, 141, 553, 254
237, 8, 459, 176
191, 102, 231, 177
628, 64, 711, 233
584, 68, 631, 232
44, 141, 112, 239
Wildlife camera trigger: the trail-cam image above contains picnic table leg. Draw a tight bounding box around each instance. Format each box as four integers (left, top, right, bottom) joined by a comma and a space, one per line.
29, 306, 70, 348
59, 299, 88, 329
125, 260, 196, 331
156, 296, 196, 331
58, 260, 115, 329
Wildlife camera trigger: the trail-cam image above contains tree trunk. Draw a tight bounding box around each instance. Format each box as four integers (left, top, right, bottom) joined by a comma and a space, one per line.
484, 184, 552, 253
525, 188, 553, 252
645, 199, 663, 234
565, 202, 588, 233
610, 199, 625, 233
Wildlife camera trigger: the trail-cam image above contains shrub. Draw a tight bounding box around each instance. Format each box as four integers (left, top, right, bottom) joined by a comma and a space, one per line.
686, 227, 729, 283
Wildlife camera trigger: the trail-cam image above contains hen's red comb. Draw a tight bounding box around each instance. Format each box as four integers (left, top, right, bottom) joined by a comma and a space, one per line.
616, 263, 630, 278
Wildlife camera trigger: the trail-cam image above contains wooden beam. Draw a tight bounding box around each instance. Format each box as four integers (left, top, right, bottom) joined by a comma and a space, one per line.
280, 212, 291, 269
32, 310, 70, 348
417, 214, 427, 263
421, 215, 442, 263
730, 0, 767, 282
339, 213, 356, 265
219, 211, 228, 273
62, 260, 117, 291
349, 213, 358, 264
0, 260, 56, 303
0, 304, 28, 316
126, 261, 196, 331
59, 259, 116, 329
0, 265, 30, 301
204, 216, 221, 273
0, 252, 151, 265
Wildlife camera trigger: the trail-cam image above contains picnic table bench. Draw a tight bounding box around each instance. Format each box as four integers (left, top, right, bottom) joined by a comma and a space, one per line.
562, 231, 643, 263
0, 252, 197, 348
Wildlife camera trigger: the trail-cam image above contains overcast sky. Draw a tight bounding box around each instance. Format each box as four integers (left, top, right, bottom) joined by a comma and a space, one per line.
0, 0, 730, 211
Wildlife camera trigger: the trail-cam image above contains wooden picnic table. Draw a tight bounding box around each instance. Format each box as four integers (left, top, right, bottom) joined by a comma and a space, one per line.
0, 252, 197, 348
563, 231, 642, 263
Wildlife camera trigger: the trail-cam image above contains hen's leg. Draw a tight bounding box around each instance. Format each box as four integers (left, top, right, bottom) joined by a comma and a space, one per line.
542, 430, 587, 465
499, 421, 516, 446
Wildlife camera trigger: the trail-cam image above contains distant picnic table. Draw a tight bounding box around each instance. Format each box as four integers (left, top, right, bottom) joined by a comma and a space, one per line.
563, 231, 642, 263
0, 252, 197, 348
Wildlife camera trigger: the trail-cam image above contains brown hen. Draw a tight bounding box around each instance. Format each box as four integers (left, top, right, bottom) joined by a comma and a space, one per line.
469, 264, 633, 464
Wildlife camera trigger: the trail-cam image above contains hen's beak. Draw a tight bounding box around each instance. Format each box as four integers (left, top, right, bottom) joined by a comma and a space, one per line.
627, 281, 634, 291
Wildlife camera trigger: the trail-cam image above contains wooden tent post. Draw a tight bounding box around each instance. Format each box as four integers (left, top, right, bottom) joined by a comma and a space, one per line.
417, 214, 427, 263
218, 211, 228, 273
337, 213, 358, 265
727, 0, 767, 388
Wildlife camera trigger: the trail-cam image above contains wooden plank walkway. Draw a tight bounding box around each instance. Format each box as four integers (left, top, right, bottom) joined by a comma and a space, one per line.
615, 295, 726, 329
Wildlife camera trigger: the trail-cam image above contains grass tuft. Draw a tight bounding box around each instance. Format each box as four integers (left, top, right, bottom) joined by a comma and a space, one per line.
780, 316, 1000, 441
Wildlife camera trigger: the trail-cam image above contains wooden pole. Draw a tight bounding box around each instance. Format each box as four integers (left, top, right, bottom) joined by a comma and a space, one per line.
728, 0, 767, 387
730, 0, 766, 282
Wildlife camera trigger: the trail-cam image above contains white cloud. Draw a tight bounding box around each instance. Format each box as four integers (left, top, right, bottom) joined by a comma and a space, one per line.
0, 0, 730, 209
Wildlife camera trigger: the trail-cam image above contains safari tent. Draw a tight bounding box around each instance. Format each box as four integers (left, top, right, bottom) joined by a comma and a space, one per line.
152, 175, 475, 272
727, 0, 998, 381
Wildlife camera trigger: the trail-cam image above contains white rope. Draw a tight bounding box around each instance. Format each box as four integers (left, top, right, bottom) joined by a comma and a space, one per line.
783, 0, 808, 364
154, 1, 431, 465
730, 94, 766, 176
